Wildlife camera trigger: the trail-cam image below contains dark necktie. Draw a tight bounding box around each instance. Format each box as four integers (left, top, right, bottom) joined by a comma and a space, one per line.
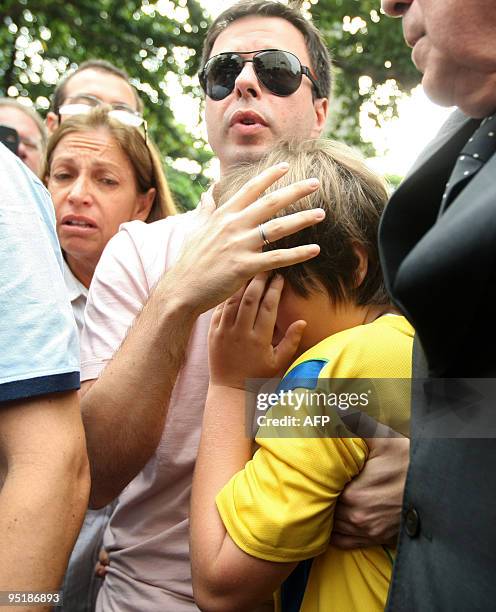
439, 113, 496, 217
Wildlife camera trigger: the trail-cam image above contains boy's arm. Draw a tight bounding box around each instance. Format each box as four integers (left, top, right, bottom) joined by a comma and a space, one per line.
191, 275, 367, 611
191, 384, 298, 612
192, 386, 368, 612
191, 275, 305, 611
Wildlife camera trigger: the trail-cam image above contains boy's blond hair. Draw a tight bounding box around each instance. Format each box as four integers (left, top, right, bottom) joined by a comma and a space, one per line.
216, 139, 389, 305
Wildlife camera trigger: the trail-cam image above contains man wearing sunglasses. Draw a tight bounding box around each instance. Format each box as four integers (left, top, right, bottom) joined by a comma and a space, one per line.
201, 12, 328, 174
79, 2, 408, 610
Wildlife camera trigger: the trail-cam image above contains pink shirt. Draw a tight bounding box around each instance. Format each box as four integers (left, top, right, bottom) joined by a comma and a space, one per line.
81, 211, 211, 611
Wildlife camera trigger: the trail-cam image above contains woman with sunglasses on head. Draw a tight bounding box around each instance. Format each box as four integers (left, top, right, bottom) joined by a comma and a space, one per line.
57, 92, 145, 130
44, 104, 176, 334
43, 105, 176, 612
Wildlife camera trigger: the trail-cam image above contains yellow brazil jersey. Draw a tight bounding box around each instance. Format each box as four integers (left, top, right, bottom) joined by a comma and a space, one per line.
216, 315, 414, 612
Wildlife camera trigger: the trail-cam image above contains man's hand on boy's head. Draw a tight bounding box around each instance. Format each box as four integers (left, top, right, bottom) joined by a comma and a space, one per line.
168, 163, 323, 318
208, 273, 306, 390
330, 436, 409, 549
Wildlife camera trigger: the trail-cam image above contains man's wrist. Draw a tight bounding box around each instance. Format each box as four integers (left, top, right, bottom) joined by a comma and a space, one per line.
154, 273, 204, 325
365, 434, 409, 458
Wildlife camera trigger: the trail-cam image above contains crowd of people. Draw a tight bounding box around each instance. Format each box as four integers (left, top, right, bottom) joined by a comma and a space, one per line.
1, 0, 495, 611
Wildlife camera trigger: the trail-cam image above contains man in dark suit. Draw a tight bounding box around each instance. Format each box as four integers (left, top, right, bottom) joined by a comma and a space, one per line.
379, 0, 496, 609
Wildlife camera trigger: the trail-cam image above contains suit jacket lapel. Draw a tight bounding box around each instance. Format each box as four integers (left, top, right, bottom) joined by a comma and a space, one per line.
396, 154, 496, 373
380, 112, 479, 295
379, 111, 491, 375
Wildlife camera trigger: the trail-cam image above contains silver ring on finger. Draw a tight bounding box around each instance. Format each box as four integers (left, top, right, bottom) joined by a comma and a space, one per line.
258, 223, 272, 248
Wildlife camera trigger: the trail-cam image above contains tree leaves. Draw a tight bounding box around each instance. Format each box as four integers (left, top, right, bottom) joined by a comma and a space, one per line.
0, 0, 420, 207
313, 0, 420, 152
0, 0, 211, 209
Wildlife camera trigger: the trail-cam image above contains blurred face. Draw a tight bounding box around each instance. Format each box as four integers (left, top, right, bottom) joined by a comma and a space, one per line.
46, 68, 139, 134
0, 106, 44, 175
48, 128, 153, 286
273, 282, 356, 358
205, 16, 328, 174
381, 0, 496, 117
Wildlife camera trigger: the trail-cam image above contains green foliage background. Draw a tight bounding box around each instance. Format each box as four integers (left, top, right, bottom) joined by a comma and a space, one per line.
310, 0, 420, 153
0, 0, 420, 209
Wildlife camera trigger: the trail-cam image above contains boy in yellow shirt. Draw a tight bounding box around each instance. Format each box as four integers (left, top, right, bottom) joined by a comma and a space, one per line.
191, 140, 413, 612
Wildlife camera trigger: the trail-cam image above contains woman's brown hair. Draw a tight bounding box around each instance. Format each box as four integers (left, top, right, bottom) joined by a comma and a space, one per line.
43, 105, 176, 222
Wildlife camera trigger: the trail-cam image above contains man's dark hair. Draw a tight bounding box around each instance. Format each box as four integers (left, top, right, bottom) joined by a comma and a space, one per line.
200, 0, 332, 100
50, 59, 143, 114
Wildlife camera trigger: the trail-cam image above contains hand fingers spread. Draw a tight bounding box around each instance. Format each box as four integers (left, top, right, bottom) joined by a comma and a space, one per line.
223, 163, 290, 213
235, 273, 270, 331
245, 178, 321, 225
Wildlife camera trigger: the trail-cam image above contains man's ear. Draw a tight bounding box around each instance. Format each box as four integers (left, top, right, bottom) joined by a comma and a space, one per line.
134, 187, 156, 221
46, 112, 60, 135
311, 97, 329, 138
352, 243, 368, 288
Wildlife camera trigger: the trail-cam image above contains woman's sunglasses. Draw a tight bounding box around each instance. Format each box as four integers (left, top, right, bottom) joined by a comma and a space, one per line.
199, 49, 319, 101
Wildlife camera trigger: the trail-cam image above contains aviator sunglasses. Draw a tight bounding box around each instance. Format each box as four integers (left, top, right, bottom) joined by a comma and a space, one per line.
200, 49, 319, 101
58, 94, 148, 142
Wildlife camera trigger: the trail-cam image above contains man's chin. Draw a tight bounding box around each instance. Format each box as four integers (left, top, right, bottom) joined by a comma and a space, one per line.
421, 71, 458, 109
224, 142, 275, 170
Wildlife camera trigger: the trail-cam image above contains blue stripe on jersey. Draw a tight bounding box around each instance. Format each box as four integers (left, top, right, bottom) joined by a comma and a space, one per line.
278, 359, 328, 392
